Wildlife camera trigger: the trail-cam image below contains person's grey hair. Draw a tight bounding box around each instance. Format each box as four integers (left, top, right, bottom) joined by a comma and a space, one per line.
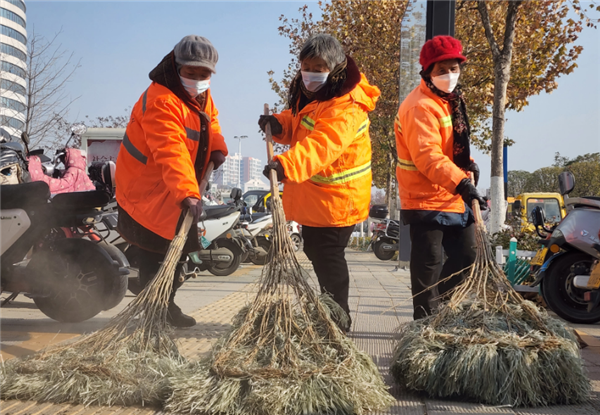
299, 34, 346, 71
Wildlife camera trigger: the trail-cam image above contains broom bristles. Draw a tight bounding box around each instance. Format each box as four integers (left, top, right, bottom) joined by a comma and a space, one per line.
0, 211, 196, 407
391, 198, 591, 406
165, 105, 395, 415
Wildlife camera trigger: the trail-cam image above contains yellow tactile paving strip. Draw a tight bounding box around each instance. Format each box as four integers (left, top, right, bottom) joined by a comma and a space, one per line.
1, 285, 259, 415
1, 332, 79, 361
4, 252, 600, 414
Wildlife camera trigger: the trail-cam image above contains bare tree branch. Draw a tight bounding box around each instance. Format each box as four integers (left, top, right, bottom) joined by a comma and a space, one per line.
22, 29, 81, 149
476, 0, 501, 59
502, 1, 523, 61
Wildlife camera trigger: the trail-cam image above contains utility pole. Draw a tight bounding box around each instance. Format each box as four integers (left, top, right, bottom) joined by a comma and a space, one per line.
425, 0, 456, 40
233, 135, 247, 189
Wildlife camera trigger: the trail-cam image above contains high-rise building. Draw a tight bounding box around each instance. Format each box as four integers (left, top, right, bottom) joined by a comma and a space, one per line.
0, 0, 26, 141
211, 153, 241, 187
240, 156, 262, 183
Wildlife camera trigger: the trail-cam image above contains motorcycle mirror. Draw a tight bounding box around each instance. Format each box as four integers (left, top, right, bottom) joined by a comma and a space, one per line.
530, 206, 545, 228
20, 131, 29, 145
70, 123, 87, 136
558, 171, 575, 196
248, 207, 253, 215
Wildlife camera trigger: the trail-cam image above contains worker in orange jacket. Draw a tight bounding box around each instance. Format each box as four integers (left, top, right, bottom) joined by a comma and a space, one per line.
395, 35, 486, 320
259, 34, 381, 332
116, 35, 228, 327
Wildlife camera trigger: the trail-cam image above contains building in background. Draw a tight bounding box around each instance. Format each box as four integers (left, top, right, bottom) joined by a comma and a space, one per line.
243, 177, 269, 193
240, 156, 262, 183
211, 153, 241, 188
0, 0, 27, 141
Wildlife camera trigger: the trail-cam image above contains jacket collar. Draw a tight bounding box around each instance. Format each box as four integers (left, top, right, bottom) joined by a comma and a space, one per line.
419, 79, 450, 108
313, 55, 362, 101
149, 51, 204, 113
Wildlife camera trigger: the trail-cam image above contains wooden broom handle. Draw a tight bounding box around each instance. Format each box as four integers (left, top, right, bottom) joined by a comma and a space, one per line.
179, 161, 215, 236
469, 172, 484, 225
264, 104, 280, 200
199, 161, 214, 197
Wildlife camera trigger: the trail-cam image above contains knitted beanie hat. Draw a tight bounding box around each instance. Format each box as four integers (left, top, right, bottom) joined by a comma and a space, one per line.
419, 35, 466, 71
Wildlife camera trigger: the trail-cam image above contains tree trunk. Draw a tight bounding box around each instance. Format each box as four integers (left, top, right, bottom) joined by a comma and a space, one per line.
477, 0, 522, 234
489, 60, 511, 234
386, 156, 395, 216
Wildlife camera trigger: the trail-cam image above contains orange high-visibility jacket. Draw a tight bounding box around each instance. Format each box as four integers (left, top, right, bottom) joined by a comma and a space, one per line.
273, 74, 380, 227
395, 79, 469, 213
116, 83, 227, 240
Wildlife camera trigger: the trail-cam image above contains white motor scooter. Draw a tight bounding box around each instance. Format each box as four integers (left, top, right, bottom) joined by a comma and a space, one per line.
237, 210, 273, 265
98, 189, 247, 297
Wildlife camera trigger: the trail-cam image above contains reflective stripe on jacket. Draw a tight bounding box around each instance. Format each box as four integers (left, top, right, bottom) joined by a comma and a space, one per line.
273, 73, 380, 227
115, 83, 227, 240
395, 79, 468, 213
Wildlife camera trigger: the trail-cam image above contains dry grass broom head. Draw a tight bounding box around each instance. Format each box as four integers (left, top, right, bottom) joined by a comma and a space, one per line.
165, 104, 394, 415
0, 212, 197, 407
391, 202, 591, 406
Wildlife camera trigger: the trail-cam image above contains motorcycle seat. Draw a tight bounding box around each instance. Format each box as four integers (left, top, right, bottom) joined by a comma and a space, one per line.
0, 181, 50, 209
51, 190, 110, 212
203, 205, 236, 220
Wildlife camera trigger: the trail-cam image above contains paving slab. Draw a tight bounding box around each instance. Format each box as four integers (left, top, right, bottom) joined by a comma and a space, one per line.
2, 250, 600, 414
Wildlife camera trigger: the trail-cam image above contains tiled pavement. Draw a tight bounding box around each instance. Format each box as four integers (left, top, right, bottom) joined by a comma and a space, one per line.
2, 251, 600, 414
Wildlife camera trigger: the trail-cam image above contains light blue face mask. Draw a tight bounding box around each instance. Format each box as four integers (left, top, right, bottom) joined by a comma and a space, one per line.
301, 71, 329, 92
180, 75, 210, 97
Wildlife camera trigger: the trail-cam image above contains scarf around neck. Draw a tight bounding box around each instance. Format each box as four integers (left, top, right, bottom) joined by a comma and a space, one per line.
423, 75, 471, 169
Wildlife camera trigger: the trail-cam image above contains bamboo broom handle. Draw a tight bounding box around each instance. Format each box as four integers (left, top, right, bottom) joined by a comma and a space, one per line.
264, 104, 280, 201
178, 161, 215, 236
469, 172, 484, 225
199, 161, 215, 197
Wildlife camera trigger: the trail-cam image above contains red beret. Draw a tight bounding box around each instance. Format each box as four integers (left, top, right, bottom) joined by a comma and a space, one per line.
419, 35, 467, 71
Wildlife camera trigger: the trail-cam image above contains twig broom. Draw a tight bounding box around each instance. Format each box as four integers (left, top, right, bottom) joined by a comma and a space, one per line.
391, 179, 590, 406
165, 104, 395, 415
0, 164, 214, 407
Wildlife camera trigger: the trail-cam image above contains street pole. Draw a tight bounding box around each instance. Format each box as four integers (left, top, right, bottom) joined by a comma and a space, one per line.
233, 135, 247, 189
425, 0, 456, 40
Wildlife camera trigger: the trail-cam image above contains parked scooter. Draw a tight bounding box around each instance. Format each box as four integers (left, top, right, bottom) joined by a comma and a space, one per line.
287, 221, 303, 252
0, 131, 129, 322
368, 204, 399, 261
118, 187, 248, 296
237, 209, 273, 265
371, 218, 400, 261
531, 171, 600, 323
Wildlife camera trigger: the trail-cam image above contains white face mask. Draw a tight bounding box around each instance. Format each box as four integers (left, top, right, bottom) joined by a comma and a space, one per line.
180, 76, 210, 97
431, 72, 460, 94
301, 71, 329, 92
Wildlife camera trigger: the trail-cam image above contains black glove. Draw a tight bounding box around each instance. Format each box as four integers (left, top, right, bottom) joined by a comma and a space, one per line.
209, 150, 226, 170
258, 115, 283, 135
467, 162, 480, 187
263, 160, 285, 182
182, 197, 203, 222
456, 178, 486, 210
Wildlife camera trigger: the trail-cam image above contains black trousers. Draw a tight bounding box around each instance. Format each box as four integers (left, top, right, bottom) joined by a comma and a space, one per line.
302, 225, 355, 327
138, 248, 186, 305
409, 222, 476, 320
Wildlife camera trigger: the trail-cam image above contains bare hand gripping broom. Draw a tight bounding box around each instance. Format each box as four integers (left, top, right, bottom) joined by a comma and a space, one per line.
165, 105, 395, 415
0, 163, 214, 407
391, 175, 590, 406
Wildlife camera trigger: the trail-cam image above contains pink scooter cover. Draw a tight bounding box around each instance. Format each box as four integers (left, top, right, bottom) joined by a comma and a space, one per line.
28, 148, 96, 194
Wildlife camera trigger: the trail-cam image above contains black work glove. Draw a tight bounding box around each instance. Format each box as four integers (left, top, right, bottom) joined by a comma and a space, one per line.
182, 197, 203, 223
263, 160, 285, 182
258, 115, 283, 135
467, 162, 480, 187
209, 150, 226, 170
456, 178, 486, 211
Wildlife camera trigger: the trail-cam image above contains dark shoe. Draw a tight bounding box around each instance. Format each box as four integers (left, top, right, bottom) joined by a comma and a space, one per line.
167, 303, 196, 328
